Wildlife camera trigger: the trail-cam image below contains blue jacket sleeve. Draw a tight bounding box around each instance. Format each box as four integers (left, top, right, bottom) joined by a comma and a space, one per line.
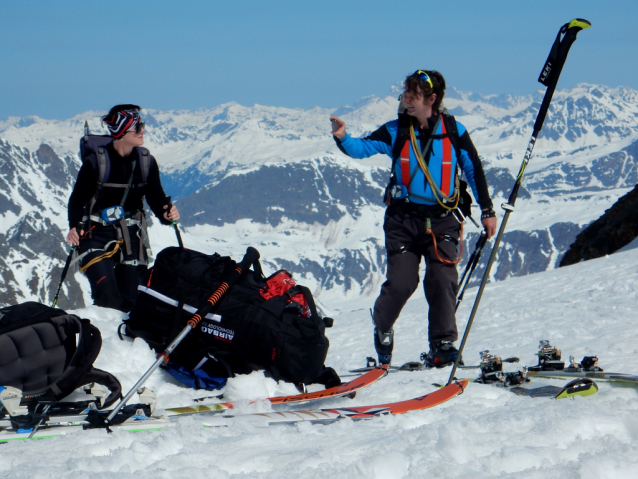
333, 123, 394, 159
455, 122, 493, 210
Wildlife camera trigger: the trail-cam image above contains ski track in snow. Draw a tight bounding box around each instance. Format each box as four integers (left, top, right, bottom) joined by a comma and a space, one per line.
2, 247, 638, 478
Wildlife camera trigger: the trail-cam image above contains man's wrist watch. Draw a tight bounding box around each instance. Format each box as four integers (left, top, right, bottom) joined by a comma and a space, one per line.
481, 208, 496, 219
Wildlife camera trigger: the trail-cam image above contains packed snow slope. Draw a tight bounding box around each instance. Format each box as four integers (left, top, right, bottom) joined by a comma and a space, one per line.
2, 246, 638, 478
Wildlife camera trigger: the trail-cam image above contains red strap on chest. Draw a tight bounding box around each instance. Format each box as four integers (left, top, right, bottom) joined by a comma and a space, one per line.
440, 117, 453, 194
400, 140, 411, 190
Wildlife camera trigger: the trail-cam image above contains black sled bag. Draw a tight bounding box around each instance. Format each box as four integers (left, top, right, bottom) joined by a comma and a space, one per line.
124, 247, 336, 388
0, 302, 122, 408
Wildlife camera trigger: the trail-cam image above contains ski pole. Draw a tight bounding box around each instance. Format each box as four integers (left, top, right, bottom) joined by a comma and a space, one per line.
455, 231, 487, 312
447, 18, 591, 386
166, 196, 184, 248
106, 246, 260, 425
51, 245, 76, 308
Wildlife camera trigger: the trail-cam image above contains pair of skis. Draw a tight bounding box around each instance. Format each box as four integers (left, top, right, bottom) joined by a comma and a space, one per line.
0, 366, 467, 441
349, 357, 602, 400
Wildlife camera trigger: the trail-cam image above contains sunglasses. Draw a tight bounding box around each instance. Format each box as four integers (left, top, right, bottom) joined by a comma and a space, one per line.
127, 122, 145, 134
414, 70, 434, 90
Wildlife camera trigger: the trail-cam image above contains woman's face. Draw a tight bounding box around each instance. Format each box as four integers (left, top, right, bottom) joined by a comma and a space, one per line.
119, 125, 145, 147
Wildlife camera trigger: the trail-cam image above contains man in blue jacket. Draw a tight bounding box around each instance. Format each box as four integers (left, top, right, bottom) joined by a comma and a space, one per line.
331, 70, 497, 367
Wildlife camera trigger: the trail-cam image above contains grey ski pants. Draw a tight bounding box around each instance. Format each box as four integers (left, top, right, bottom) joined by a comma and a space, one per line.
373, 205, 460, 344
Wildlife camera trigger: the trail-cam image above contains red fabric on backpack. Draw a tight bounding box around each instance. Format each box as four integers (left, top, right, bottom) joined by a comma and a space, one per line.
260, 270, 311, 318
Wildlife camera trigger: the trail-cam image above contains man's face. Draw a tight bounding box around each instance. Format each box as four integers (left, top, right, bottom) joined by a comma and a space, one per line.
403, 89, 436, 118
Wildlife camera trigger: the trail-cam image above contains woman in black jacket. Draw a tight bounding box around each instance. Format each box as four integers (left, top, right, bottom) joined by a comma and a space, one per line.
66, 104, 180, 312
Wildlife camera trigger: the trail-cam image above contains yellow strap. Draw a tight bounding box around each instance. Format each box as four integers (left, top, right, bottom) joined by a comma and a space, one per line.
80, 240, 123, 272
409, 119, 460, 211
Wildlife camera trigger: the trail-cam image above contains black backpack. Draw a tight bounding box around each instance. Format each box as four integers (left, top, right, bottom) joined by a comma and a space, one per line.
123, 247, 338, 388
0, 302, 122, 408
79, 133, 152, 222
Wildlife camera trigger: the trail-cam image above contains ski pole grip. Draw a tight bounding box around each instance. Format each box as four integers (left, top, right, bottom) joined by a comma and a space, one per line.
166, 196, 174, 221
535, 19, 591, 133
558, 18, 591, 61
477, 230, 488, 249
165, 195, 185, 247
567, 18, 591, 33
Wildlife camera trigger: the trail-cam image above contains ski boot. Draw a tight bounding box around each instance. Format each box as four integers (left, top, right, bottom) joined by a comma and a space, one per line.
421, 341, 462, 368
374, 327, 394, 365
528, 340, 565, 371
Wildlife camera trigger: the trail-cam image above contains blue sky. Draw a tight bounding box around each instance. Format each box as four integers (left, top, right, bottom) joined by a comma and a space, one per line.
1, 1, 635, 119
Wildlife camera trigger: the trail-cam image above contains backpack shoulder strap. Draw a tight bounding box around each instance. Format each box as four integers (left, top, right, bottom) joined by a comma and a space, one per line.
391, 113, 412, 161
84, 147, 109, 221
47, 316, 122, 408
441, 112, 462, 163
138, 147, 151, 183
387, 113, 412, 193
96, 147, 109, 187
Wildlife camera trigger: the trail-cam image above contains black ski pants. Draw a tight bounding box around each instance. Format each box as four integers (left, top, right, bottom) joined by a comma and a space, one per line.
373, 205, 460, 344
78, 224, 147, 312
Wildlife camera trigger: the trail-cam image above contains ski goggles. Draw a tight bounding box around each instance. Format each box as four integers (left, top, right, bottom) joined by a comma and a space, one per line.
414, 70, 434, 90
100, 206, 126, 223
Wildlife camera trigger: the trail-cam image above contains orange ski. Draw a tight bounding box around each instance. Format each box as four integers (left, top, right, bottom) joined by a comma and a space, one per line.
200, 380, 467, 426
166, 365, 390, 414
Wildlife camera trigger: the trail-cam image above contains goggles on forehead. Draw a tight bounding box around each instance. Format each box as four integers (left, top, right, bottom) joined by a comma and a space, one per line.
414, 70, 434, 90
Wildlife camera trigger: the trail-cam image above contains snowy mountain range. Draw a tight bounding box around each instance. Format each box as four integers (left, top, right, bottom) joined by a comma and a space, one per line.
0, 83, 637, 308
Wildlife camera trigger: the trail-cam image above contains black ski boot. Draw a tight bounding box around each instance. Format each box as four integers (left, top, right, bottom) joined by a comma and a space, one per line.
421, 341, 462, 368
374, 327, 394, 366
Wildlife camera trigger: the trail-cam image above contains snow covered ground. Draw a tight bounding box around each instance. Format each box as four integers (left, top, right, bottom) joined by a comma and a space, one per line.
2, 245, 638, 478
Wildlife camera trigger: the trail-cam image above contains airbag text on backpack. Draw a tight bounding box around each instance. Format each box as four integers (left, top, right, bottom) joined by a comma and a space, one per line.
201, 322, 235, 342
